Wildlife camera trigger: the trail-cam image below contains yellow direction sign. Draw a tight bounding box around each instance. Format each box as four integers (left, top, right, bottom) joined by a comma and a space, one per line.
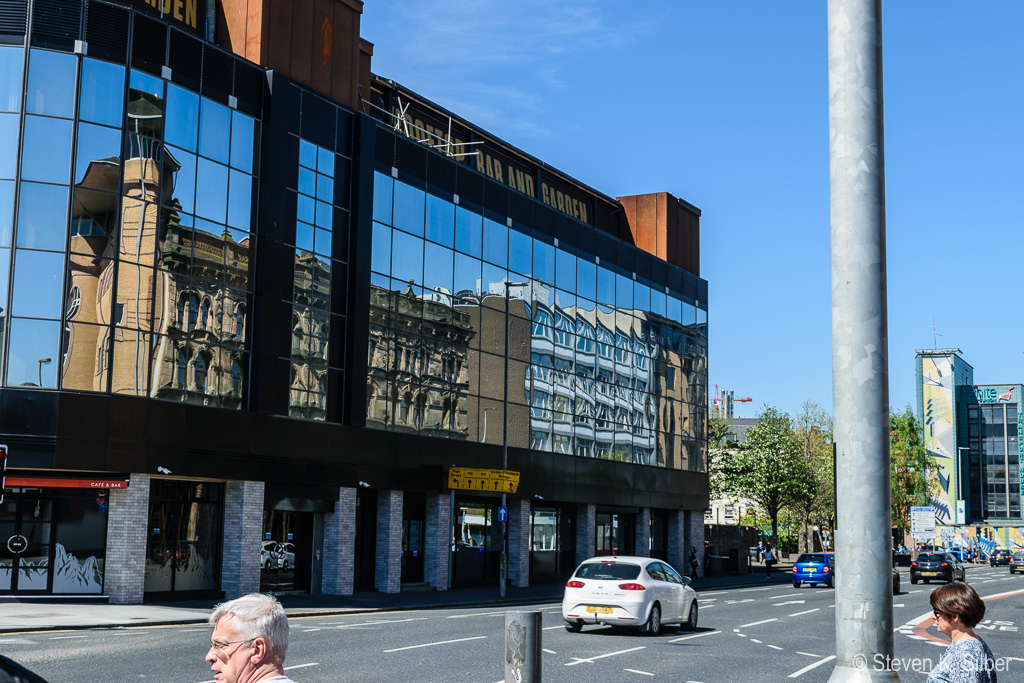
448, 467, 520, 493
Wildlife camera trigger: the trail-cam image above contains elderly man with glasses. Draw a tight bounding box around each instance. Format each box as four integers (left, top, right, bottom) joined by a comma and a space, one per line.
206, 593, 295, 683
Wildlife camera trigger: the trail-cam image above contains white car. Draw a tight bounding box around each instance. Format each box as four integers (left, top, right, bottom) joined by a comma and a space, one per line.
562, 556, 698, 635
260, 541, 277, 570
275, 542, 295, 570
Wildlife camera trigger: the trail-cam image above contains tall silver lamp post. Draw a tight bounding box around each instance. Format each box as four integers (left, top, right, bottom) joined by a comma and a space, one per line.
827, 0, 899, 680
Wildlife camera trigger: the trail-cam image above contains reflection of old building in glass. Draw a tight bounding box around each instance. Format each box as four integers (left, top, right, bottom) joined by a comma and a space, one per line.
1, 1, 708, 602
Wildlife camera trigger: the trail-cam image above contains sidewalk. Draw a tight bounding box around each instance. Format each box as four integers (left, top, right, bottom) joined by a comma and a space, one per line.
0, 563, 797, 633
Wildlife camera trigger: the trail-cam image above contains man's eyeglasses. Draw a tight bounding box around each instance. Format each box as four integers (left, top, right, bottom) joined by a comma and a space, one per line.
209, 638, 254, 655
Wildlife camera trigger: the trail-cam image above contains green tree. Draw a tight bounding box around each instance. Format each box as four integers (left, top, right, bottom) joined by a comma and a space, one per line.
791, 400, 835, 551
890, 406, 933, 544
721, 406, 817, 545
707, 415, 735, 500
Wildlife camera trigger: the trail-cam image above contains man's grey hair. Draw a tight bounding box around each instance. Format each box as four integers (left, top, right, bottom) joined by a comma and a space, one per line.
209, 593, 289, 663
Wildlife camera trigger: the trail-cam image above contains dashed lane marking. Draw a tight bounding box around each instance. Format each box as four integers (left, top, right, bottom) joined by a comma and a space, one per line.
768, 644, 784, 650
301, 628, 322, 632
796, 652, 823, 657
750, 639, 762, 644
789, 608, 818, 617
285, 664, 319, 671
788, 655, 836, 678
50, 636, 87, 640
543, 648, 557, 654
384, 635, 487, 653
739, 618, 778, 628
543, 625, 565, 630
669, 630, 720, 643
565, 646, 646, 666
624, 669, 655, 677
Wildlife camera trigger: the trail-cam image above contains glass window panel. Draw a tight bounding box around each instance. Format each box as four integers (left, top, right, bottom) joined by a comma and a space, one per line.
8, 317, 61, 387
61, 321, 109, 391
164, 145, 196, 215
112, 334, 151, 396
423, 241, 453, 294
299, 139, 317, 170
508, 228, 531, 277
616, 273, 633, 310
21, 115, 73, 184
667, 295, 682, 323
482, 218, 507, 267
164, 84, 199, 153
393, 181, 425, 237
17, 182, 68, 251
555, 288, 576, 311
297, 193, 314, 224
455, 206, 482, 257
577, 256, 596, 302
425, 193, 455, 248
79, 59, 125, 127
298, 166, 315, 196
26, 49, 76, 118
650, 287, 667, 318
314, 227, 331, 258
316, 172, 333, 204
596, 266, 615, 306
317, 146, 334, 177
195, 159, 228, 223
481, 262, 506, 296
371, 221, 392, 275
634, 281, 651, 313
680, 299, 697, 326
555, 247, 575, 292
198, 98, 231, 164
454, 252, 480, 297
391, 230, 423, 285
230, 110, 256, 173
227, 169, 253, 231
0, 46, 23, 113
295, 220, 314, 252
0, 112, 17, 179
0, 180, 12, 246
315, 200, 332, 229
533, 239, 554, 284
74, 122, 121, 187
12, 248, 63, 317
373, 172, 393, 224
0, 246, 8, 304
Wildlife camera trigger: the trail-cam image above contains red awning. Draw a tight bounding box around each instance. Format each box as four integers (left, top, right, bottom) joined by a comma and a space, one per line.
5, 477, 129, 489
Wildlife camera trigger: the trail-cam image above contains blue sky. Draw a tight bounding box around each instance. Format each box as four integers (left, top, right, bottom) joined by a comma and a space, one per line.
361, 2, 1024, 421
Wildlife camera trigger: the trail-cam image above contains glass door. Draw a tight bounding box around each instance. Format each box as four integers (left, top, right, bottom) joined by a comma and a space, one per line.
0, 494, 54, 593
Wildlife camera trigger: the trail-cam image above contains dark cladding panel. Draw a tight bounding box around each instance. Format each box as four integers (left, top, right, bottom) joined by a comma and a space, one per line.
696, 277, 707, 305
202, 43, 233, 100
509, 191, 532, 229
483, 180, 509, 220
456, 165, 483, 208
427, 153, 457, 195
635, 249, 653, 281
374, 125, 395, 168
395, 135, 427, 181
0, 1, 28, 40
616, 240, 635, 274
651, 259, 668, 289
131, 14, 167, 73
31, 0, 81, 49
299, 91, 336, 150
168, 28, 202, 89
597, 232, 617, 267
85, 1, 129, 62
533, 204, 556, 242
233, 60, 264, 117
576, 223, 598, 260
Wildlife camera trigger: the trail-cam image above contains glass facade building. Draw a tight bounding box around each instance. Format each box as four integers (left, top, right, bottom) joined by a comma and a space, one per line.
0, 0, 709, 601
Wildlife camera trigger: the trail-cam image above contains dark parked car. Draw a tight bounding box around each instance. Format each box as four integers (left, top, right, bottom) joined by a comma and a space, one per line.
910, 552, 965, 584
990, 549, 1012, 567
1009, 551, 1024, 574
892, 565, 901, 594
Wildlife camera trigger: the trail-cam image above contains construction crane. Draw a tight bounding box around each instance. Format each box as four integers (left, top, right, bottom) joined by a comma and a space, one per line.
711, 385, 752, 419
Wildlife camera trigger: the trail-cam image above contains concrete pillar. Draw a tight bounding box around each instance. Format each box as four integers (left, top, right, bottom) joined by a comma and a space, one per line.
828, 0, 897, 680
221, 480, 264, 599
634, 508, 652, 557
667, 510, 686, 572
323, 487, 356, 596
508, 499, 531, 588
375, 490, 403, 593
575, 503, 595, 564
424, 492, 450, 591
106, 473, 150, 604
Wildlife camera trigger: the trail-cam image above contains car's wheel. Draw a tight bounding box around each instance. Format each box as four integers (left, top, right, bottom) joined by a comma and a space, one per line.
264, 560, 271, 570
564, 621, 583, 633
1011, 568, 1015, 574
685, 602, 698, 630
894, 578, 900, 594
911, 576, 918, 584
283, 560, 290, 570
793, 581, 801, 588
642, 604, 661, 636
827, 576, 834, 588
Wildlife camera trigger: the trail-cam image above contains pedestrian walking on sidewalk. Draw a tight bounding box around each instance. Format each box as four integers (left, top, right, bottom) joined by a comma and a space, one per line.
206, 593, 296, 683
763, 544, 776, 579
688, 545, 699, 580
757, 540, 765, 563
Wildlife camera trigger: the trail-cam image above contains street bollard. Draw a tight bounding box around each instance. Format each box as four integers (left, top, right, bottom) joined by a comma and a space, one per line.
505, 610, 541, 683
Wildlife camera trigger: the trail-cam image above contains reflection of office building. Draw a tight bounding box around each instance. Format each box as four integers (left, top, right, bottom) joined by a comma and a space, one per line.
1, 1, 707, 602
915, 349, 1024, 554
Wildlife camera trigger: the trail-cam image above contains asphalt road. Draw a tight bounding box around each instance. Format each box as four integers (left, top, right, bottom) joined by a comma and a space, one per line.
5, 566, 1024, 682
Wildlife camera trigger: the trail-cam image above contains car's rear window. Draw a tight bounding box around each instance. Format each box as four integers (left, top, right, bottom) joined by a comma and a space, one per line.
797, 554, 829, 564
575, 562, 642, 580
1014, 553, 1024, 560
917, 554, 947, 561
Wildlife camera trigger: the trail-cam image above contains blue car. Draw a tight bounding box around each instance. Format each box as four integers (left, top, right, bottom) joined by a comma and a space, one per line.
792, 552, 835, 588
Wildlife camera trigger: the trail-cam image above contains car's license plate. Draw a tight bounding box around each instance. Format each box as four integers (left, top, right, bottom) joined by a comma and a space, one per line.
585, 606, 613, 613
804, 568, 815, 572
922, 571, 937, 576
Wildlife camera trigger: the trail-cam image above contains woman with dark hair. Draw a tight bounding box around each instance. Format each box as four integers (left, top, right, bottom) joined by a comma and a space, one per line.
927, 582, 997, 682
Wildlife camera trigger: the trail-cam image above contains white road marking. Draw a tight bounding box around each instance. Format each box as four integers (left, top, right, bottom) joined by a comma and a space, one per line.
739, 618, 778, 628
50, 635, 88, 640
796, 651, 822, 657
909, 590, 923, 594
543, 625, 566, 630
543, 648, 557, 654
773, 600, 805, 606
301, 628, 322, 632
698, 590, 728, 596
789, 608, 819, 617
726, 599, 756, 604
624, 669, 655, 676
284, 663, 319, 671
892, 604, 904, 608
768, 644, 784, 650
738, 587, 773, 593
384, 635, 486, 653
670, 630, 720, 642
788, 655, 836, 678
980, 588, 1024, 600
750, 639, 763, 644
335, 618, 428, 629
447, 611, 507, 618
566, 646, 646, 666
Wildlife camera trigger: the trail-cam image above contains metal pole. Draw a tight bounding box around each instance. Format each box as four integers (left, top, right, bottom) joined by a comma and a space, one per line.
500, 282, 510, 598
505, 610, 541, 683
956, 446, 969, 526
449, 489, 455, 590
827, 1, 898, 680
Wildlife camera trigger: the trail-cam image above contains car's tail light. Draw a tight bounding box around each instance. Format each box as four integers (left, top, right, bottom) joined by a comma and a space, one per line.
823, 566, 830, 573
566, 580, 585, 588
792, 567, 798, 573
911, 562, 918, 567
619, 583, 646, 591
939, 562, 948, 567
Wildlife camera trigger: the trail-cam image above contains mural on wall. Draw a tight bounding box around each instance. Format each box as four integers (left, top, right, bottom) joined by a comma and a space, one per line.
921, 355, 956, 523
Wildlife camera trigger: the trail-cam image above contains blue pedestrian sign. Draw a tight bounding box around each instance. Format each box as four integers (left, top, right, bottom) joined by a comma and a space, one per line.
498, 506, 508, 522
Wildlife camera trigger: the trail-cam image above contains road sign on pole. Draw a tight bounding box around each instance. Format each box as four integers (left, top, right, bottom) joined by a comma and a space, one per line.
910, 505, 936, 540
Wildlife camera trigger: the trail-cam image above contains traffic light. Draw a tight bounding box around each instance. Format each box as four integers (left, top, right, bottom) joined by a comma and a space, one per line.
0, 444, 6, 504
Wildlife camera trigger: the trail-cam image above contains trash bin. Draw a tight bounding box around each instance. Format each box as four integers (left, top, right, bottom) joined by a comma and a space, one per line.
728, 548, 740, 575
